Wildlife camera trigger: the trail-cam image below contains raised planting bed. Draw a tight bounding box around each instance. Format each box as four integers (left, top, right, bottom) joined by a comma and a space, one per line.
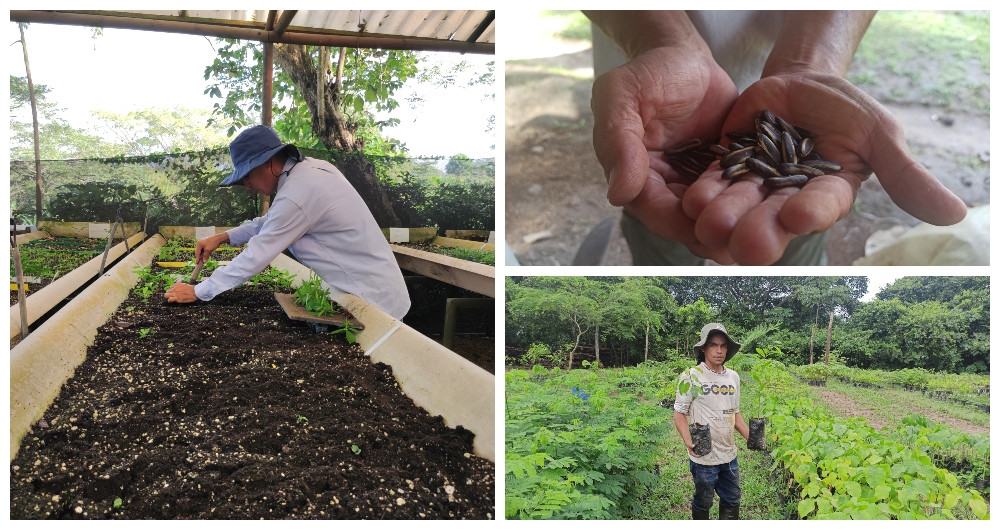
390, 245, 494, 298
10, 233, 146, 341
395, 242, 495, 266
9, 237, 495, 520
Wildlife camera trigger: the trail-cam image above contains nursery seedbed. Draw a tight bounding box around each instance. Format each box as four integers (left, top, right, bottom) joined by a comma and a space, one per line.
9, 237, 109, 305
9, 284, 495, 520
394, 242, 495, 266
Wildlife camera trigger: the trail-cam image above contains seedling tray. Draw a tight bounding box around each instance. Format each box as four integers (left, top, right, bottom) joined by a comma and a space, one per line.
274, 292, 364, 330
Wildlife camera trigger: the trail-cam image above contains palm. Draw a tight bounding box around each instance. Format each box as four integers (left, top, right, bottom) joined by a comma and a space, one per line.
683, 73, 966, 264
592, 47, 739, 259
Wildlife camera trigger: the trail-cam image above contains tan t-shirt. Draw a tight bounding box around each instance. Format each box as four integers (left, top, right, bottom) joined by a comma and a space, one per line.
674, 363, 741, 465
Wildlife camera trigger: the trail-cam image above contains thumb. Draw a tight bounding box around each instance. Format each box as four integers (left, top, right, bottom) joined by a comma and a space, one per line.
866, 114, 967, 226
592, 74, 650, 206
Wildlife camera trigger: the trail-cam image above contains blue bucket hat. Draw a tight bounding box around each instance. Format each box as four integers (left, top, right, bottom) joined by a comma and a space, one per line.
219, 125, 301, 187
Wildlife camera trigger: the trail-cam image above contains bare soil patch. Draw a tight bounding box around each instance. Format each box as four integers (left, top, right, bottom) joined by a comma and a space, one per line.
9, 279, 494, 520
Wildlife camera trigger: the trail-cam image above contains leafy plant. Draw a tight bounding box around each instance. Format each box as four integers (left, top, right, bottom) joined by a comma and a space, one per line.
293, 272, 338, 317
351, 444, 362, 455
138, 328, 155, 339
249, 266, 296, 292
330, 322, 361, 344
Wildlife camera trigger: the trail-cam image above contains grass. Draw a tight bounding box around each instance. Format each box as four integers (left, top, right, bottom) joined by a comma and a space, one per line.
541, 10, 592, 41
810, 377, 990, 429
850, 11, 990, 112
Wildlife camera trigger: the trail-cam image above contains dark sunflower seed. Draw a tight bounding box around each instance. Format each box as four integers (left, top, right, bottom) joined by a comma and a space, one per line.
757, 121, 781, 145
721, 146, 755, 168
746, 157, 782, 179
798, 137, 814, 158
726, 130, 756, 141
781, 131, 798, 164
665, 138, 703, 154
802, 160, 842, 173
794, 125, 813, 139
779, 163, 825, 178
722, 163, 750, 180
709, 144, 730, 156
763, 174, 809, 188
759, 109, 777, 126
758, 134, 781, 165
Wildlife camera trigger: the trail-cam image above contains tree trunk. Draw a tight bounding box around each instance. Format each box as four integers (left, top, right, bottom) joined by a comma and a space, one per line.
644, 322, 650, 363
593, 323, 601, 367
317, 46, 329, 131
566, 318, 584, 370
19, 24, 43, 222
824, 311, 834, 365
809, 325, 816, 364
273, 43, 400, 226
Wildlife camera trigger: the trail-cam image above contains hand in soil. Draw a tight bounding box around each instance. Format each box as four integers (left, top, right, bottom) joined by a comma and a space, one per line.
681, 73, 968, 265
164, 282, 198, 303
590, 45, 739, 263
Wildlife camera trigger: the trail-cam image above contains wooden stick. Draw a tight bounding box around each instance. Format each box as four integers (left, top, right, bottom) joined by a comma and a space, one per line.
190, 261, 205, 283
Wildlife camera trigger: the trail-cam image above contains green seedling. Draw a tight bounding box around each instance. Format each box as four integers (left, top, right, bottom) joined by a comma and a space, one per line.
296, 415, 308, 424
138, 328, 155, 339
113, 497, 123, 509
294, 272, 338, 317
330, 322, 361, 344
351, 444, 361, 455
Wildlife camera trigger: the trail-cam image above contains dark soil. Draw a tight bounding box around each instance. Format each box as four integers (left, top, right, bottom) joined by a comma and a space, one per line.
9, 278, 495, 520
689, 423, 711, 456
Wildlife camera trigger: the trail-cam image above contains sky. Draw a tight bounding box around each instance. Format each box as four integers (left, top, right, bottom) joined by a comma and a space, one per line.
7, 21, 495, 159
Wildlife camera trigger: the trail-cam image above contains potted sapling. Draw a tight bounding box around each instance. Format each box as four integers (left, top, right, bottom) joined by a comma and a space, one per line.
744, 346, 781, 451
676, 367, 712, 457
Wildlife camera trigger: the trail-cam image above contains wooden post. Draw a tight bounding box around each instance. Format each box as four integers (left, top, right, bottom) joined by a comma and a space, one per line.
18, 24, 43, 222
11, 237, 30, 338
259, 11, 277, 216
824, 311, 834, 365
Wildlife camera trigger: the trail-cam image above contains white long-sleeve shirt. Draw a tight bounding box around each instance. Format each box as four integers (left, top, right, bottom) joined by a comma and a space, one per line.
194, 156, 411, 319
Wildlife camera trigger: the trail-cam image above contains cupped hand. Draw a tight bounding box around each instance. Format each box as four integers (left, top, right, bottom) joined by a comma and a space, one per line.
591, 46, 740, 261
682, 73, 967, 265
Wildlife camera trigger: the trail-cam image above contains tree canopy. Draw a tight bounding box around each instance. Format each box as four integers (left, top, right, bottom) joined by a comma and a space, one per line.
506, 276, 988, 374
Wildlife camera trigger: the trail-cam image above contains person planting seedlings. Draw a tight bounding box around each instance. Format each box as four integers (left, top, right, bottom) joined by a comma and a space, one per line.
164, 125, 410, 319
673, 323, 749, 520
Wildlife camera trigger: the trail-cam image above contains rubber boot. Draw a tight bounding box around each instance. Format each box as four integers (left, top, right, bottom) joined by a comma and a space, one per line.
692, 506, 710, 520
719, 503, 740, 520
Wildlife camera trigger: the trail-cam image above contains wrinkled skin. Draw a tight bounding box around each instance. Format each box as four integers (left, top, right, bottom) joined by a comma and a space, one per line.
593, 57, 967, 265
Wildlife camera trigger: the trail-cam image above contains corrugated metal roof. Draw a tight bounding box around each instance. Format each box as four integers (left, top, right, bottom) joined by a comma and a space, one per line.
9, 10, 495, 53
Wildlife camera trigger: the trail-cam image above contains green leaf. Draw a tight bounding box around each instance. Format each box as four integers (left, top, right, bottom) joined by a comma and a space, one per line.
798, 498, 815, 519
864, 466, 887, 488
873, 483, 892, 501
969, 498, 988, 519
844, 480, 862, 498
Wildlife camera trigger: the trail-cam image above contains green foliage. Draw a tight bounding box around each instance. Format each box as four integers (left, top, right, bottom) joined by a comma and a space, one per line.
10, 238, 103, 278
293, 272, 338, 317
518, 343, 566, 368
382, 172, 495, 231
430, 245, 494, 265
131, 265, 177, 303
505, 365, 672, 519
329, 322, 361, 344
769, 395, 988, 520
138, 328, 155, 339
248, 267, 296, 293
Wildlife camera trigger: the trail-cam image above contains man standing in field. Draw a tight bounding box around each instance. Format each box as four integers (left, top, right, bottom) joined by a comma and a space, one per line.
673, 323, 750, 519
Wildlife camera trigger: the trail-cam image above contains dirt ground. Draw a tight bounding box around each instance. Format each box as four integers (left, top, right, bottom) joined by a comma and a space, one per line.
505, 20, 990, 266
813, 387, 989, 436
9, 280, 494, 520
